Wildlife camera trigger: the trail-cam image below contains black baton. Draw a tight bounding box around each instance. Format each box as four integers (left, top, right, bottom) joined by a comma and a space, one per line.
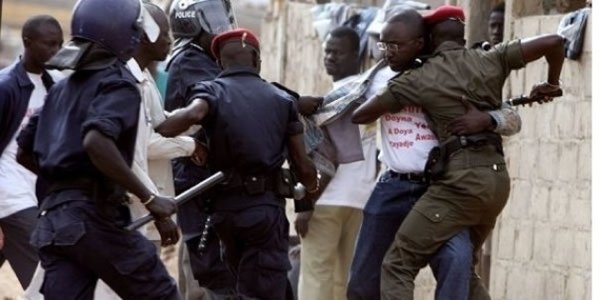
125, 171, 225, 231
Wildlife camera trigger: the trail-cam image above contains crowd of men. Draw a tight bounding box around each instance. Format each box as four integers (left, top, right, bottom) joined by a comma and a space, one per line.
0, 0, 565, 299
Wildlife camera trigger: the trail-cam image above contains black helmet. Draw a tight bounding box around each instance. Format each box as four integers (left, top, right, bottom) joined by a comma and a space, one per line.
71, 0, 144, 61
169, 0, 236, 38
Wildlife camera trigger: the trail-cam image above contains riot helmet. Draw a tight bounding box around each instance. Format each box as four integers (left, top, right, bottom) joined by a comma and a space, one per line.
70, 0, 144, 61
47, 0, 163, 70
170, 0, 236, 38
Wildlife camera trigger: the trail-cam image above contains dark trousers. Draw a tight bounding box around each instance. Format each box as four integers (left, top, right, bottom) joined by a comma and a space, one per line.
34, 200, 179, 300
177, 198, 236, 295
0, 206, 39, 289
347, 171, 473, 300
185, 216, 236, 295
213, 205, 291, 300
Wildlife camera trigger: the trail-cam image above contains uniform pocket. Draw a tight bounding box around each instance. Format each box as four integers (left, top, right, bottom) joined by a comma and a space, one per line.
112, 234, 157, 276
257, 250, 291, 272
397, 201, 454, 252
53, 221, 86, 246
413, 201, 450, 223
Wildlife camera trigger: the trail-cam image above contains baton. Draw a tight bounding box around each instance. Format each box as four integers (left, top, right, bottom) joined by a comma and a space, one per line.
505, 90, 563, 107
125, 171, 225, 231
505, 95, 535, 106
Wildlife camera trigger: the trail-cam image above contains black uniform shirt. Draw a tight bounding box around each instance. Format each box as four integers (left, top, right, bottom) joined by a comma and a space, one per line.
165, 44, 218, 193
17, 62, 140, 182
188, 66, 303, 176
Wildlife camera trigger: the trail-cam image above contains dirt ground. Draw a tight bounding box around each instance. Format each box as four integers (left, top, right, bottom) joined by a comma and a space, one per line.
0, 244, 181, 299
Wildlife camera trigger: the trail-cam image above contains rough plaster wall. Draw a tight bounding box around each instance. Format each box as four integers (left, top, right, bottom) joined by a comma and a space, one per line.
489, 12, 592, 300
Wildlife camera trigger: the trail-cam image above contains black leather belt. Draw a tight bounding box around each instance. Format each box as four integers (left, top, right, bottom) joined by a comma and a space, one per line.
443, 132, 504, 157
47, 178, 97, 194
388, 171, 427, 183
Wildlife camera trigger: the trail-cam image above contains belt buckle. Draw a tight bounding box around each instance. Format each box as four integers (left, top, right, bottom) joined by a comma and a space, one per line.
459, 135, 468, 146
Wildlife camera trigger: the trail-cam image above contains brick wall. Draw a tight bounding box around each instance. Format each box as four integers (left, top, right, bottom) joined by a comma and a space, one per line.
489, 11, 592, 300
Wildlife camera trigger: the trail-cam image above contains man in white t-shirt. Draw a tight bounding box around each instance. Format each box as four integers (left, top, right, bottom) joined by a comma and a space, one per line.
0, 15, 63, 292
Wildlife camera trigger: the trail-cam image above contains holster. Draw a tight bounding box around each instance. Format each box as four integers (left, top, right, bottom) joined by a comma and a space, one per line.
424, 132, 504, 183
424, 146, 447, 183
222, 169, 295, 197
275, 168, 296, 198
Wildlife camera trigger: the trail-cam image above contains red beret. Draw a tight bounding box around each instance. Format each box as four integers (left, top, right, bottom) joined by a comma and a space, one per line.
423, 5, 466, 25
210, 28, 260, 59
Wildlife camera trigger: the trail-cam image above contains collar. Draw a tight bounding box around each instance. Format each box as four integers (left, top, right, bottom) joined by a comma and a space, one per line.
166, 40, 209, 70
126, 59, 146, 83
218, 66, 260, 78
433, 41, 465, 55
14, 59, 34, 88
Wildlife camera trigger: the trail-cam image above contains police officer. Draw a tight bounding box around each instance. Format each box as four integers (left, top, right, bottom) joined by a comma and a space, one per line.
352, 5, 564, 300
165, 0, 237, 297
16, 0, 180, 299
157, 28, 320, 300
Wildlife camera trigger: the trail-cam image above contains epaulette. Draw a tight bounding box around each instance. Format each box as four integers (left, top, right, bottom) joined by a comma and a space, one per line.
271, 82, 300, 100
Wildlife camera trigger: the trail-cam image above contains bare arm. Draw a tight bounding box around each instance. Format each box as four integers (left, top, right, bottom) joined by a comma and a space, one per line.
352, 95, 394, 124
156, 98, 209, 137
520, 34, 565, 85
83, 129, 176, 219
84, 129, 154, 201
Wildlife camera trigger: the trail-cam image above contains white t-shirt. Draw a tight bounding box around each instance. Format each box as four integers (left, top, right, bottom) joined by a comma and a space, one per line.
316, 76, 378, 210
370, 66, 439, 174
0, 72, 47, 218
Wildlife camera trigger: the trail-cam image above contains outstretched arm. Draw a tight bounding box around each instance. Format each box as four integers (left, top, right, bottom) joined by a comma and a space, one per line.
156, 98, 210, 137
520, 34, 565, 85
352, 95, 396, 124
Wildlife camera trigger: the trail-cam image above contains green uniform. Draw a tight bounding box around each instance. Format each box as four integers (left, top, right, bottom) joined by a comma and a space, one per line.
378, 40, 525, 300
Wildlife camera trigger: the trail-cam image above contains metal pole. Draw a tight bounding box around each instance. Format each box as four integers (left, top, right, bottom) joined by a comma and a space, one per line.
0, 0, 3, 39
125, 171, 225, 231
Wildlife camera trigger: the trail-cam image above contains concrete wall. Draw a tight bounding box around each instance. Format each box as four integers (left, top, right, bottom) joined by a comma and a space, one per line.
489, 8, 592, 300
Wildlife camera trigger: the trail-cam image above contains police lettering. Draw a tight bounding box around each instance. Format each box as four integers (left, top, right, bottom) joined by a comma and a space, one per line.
175, 11, 196, 19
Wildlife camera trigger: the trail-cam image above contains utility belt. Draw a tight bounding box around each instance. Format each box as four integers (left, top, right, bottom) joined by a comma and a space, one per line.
43, 177, 131, 226
424, 132, 504, 183
217, 169, 296, 198
46, 177, 129, 205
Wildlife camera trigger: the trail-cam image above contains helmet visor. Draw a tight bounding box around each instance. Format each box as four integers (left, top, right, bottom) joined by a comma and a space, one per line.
176, 0, 235, 35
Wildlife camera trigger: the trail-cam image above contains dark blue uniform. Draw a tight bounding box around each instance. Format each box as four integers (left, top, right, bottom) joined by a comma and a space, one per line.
165, 43, 235, 293
17, 62, 178, 300
187, 66, 303, 300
